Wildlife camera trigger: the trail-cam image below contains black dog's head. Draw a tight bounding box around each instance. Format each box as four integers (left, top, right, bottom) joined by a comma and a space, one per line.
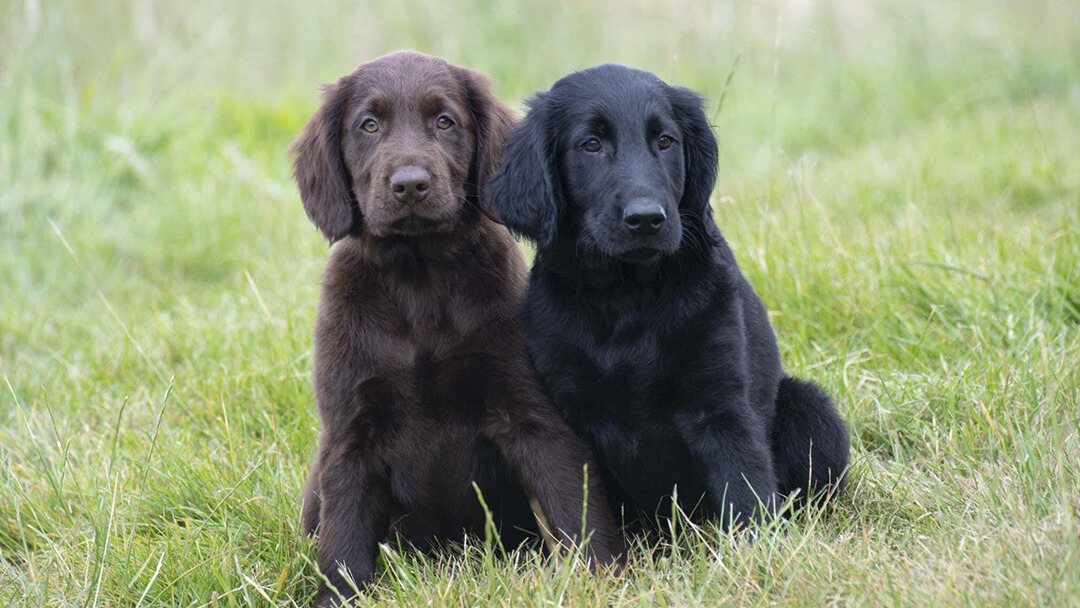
292, 51, 512, 242
487, 64, 718, 265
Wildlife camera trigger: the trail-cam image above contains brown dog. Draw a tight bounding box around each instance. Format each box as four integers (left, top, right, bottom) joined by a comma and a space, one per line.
292, 51, 623, 606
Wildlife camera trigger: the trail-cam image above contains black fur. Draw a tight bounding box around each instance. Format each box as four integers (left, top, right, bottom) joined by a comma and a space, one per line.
487, 64, 850, 531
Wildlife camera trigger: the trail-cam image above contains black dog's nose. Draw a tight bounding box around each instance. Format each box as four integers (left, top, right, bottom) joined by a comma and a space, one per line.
390, 167, 431, 204
623, 202, 666, 235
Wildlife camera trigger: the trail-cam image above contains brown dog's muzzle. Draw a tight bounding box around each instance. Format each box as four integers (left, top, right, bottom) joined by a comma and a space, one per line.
365, 157, 458, 236
389, 166, 431, 206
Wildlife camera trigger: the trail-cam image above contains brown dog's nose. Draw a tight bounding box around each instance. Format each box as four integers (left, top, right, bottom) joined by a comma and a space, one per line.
390, 167, 431, 204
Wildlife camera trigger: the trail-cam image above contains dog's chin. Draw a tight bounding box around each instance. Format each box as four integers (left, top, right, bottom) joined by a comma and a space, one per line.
586, 223, 681, 265
392, 216, 453, 236
371, 215, 456, 237
612, 247, 665, 265
604, 239, 679, 265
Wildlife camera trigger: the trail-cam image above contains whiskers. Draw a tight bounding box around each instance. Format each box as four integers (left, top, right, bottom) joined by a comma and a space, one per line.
573, 229, 616, 269
677, 210, 710, 257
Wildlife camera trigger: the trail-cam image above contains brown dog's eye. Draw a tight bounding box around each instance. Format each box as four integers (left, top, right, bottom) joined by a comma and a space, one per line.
436, 115, 454, 130
361, 119, 379, 133
658, 135, 673, 150
582, 138, 602, 153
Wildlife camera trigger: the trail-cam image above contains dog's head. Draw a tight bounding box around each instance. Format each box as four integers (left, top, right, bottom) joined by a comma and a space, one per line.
487, 64, 718, 265
292, 51, 513, 241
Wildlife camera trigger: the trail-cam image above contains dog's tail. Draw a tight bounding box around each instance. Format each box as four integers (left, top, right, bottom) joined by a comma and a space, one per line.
770, 376, 850, 508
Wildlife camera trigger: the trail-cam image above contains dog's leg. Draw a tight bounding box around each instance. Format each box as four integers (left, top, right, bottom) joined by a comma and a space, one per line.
485, 398, 625, 569
673, 404, 779, 531
313, 446, 391, 607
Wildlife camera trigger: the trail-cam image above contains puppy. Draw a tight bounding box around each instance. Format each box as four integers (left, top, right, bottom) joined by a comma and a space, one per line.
292, 52, 622, 606
486, 64, 850, 532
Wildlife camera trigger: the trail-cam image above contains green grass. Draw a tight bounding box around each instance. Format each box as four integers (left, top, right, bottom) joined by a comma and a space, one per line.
2, 0, 1079, 605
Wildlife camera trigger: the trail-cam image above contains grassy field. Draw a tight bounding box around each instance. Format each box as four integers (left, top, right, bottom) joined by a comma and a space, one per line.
2, 0, 1079, 605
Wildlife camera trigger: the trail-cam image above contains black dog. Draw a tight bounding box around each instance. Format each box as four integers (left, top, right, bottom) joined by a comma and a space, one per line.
487, 64, 850, 531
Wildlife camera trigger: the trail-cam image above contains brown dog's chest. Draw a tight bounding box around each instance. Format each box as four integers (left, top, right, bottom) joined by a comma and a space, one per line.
351, 278, 507, 413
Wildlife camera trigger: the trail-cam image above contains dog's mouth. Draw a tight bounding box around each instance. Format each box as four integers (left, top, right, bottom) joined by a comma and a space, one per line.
613, 247, 664, 265
385, 215, 451, 236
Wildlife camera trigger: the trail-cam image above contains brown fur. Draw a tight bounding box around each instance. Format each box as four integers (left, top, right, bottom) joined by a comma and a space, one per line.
292, 51, 623, 607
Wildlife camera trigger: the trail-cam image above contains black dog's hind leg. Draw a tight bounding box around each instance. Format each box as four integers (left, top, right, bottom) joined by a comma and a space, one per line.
770, 376, 850, 508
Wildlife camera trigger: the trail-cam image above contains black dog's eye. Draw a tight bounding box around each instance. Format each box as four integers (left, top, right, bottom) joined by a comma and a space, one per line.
361, 118, 379, 133
582, 138, 602, 153
436, 115, 454, 130
658, 135, 673, 150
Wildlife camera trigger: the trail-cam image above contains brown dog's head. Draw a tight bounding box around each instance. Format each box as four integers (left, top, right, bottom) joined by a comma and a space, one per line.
291, 51, 513, 241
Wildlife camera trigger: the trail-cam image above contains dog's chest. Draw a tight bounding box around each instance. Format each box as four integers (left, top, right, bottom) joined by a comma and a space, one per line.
389, 282, 473, 341
559, 312, 676, 392
546, 332, 677, 435
348, 266, 513, 417
365, 280, 488, 367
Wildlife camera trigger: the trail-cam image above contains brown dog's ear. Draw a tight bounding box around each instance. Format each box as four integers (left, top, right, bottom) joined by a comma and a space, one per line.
290, 77, 357, 242
455, 66, 515, 219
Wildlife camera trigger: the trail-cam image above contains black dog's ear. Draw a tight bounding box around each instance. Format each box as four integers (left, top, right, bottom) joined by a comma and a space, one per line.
454, 66, 515, 215
290, 77, 357, 242
485, 94, 560, 246
668, 85, 719, 220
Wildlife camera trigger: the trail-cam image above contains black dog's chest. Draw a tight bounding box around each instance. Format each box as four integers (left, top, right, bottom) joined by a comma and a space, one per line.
543, 323, 677, 416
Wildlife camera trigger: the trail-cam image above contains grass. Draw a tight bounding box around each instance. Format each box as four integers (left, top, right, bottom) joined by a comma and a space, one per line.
2, 0, 1078, 605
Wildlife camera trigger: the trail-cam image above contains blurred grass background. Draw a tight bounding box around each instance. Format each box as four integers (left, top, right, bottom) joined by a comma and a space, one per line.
2, 0, 1079, 605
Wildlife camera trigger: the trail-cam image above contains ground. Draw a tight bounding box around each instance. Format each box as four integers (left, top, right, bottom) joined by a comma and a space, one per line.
1, 0, 1078, 605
